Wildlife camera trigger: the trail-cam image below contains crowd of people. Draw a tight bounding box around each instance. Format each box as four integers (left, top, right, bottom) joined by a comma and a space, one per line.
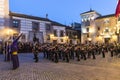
38, 42, 120, 63
1, 38, 120, 70
8, 41, 119, 63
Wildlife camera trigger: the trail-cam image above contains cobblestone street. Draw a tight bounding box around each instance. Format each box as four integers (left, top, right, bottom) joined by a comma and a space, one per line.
0, 53, 120, 80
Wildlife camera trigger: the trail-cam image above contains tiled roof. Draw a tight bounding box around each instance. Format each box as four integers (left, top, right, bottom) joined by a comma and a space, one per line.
95, 14, 115, 19
9, 12, 50, 21
81, 10, 95, 15
9, 11, 67, 27
80, 9, 101, 16
50, 21, 67, 27
66, 27, 78, 31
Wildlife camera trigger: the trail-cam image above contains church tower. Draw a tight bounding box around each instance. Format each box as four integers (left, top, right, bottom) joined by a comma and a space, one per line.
0, 0, 9, 29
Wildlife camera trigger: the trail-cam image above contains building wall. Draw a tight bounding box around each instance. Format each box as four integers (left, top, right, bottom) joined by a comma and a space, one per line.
66, 28, 79, 44
81, 11, 119, 44
11, 16, 70, 44
81, 11, 101, 44
12, 16, 50, 43
95, 15, 118, 43
52, 26, 66, 44
0, 0, 81, 44
0, 0, 9, 29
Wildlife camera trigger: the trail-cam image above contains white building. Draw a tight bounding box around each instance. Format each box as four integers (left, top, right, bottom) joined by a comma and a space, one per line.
0, 0, 81, 44
80, 10, 101, 44
9, 12, 69, 44
0, 0, 9, 29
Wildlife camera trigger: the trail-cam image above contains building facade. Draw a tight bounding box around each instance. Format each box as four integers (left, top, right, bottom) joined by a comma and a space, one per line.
80, 10, 101, 44
66, 27, 81, 44
0, 0, 81, 44
9, 12, 72, 44
81, 10, 120, 44
95, 14, 119, 43
0, 0, 9, 29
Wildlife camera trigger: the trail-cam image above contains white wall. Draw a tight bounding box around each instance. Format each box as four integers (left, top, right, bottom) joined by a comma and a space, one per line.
12, 16, 50, 42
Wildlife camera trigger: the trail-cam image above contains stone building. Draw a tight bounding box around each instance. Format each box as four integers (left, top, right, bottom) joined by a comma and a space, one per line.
81, 9, 120, 44
0, 0, 81, 44
95, 14, 118, 43
80, 10, 101, 44
66, 27, 81, 44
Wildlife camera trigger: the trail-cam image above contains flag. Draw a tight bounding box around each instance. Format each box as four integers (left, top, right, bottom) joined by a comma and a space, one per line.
115, 0, 120, 17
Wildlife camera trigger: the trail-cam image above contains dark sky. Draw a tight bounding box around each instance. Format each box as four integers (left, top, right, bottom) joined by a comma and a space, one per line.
9, 0, 117, 25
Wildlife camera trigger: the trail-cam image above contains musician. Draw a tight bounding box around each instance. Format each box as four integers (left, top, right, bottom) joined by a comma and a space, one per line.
32, 41, 39, 62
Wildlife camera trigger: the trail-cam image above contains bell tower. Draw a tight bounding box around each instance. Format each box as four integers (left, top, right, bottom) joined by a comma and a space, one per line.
0, 0, 9, 29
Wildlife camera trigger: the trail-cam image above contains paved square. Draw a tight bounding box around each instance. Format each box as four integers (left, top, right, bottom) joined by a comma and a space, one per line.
0, 53, 120, 80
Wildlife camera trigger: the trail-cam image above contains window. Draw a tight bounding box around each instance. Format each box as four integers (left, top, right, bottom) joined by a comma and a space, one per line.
66, 32, 68, 36
46, 24, 51, 30
105, 29, 109, 32
86, 28, 89, 32
47, 35, 50, 40
104, 19, 109, 24
69, 32, 72, 38
54, 30, 57, 37
32, 22, 39, 31
87, 33, 89, 37
12, 19, 20, 28
61, 39, 63, 42
85, 20, 90, 26
98, 27, 100, 31
60, 30, 64, 37
73, 32, 77, 36
118, 17, 120, 21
